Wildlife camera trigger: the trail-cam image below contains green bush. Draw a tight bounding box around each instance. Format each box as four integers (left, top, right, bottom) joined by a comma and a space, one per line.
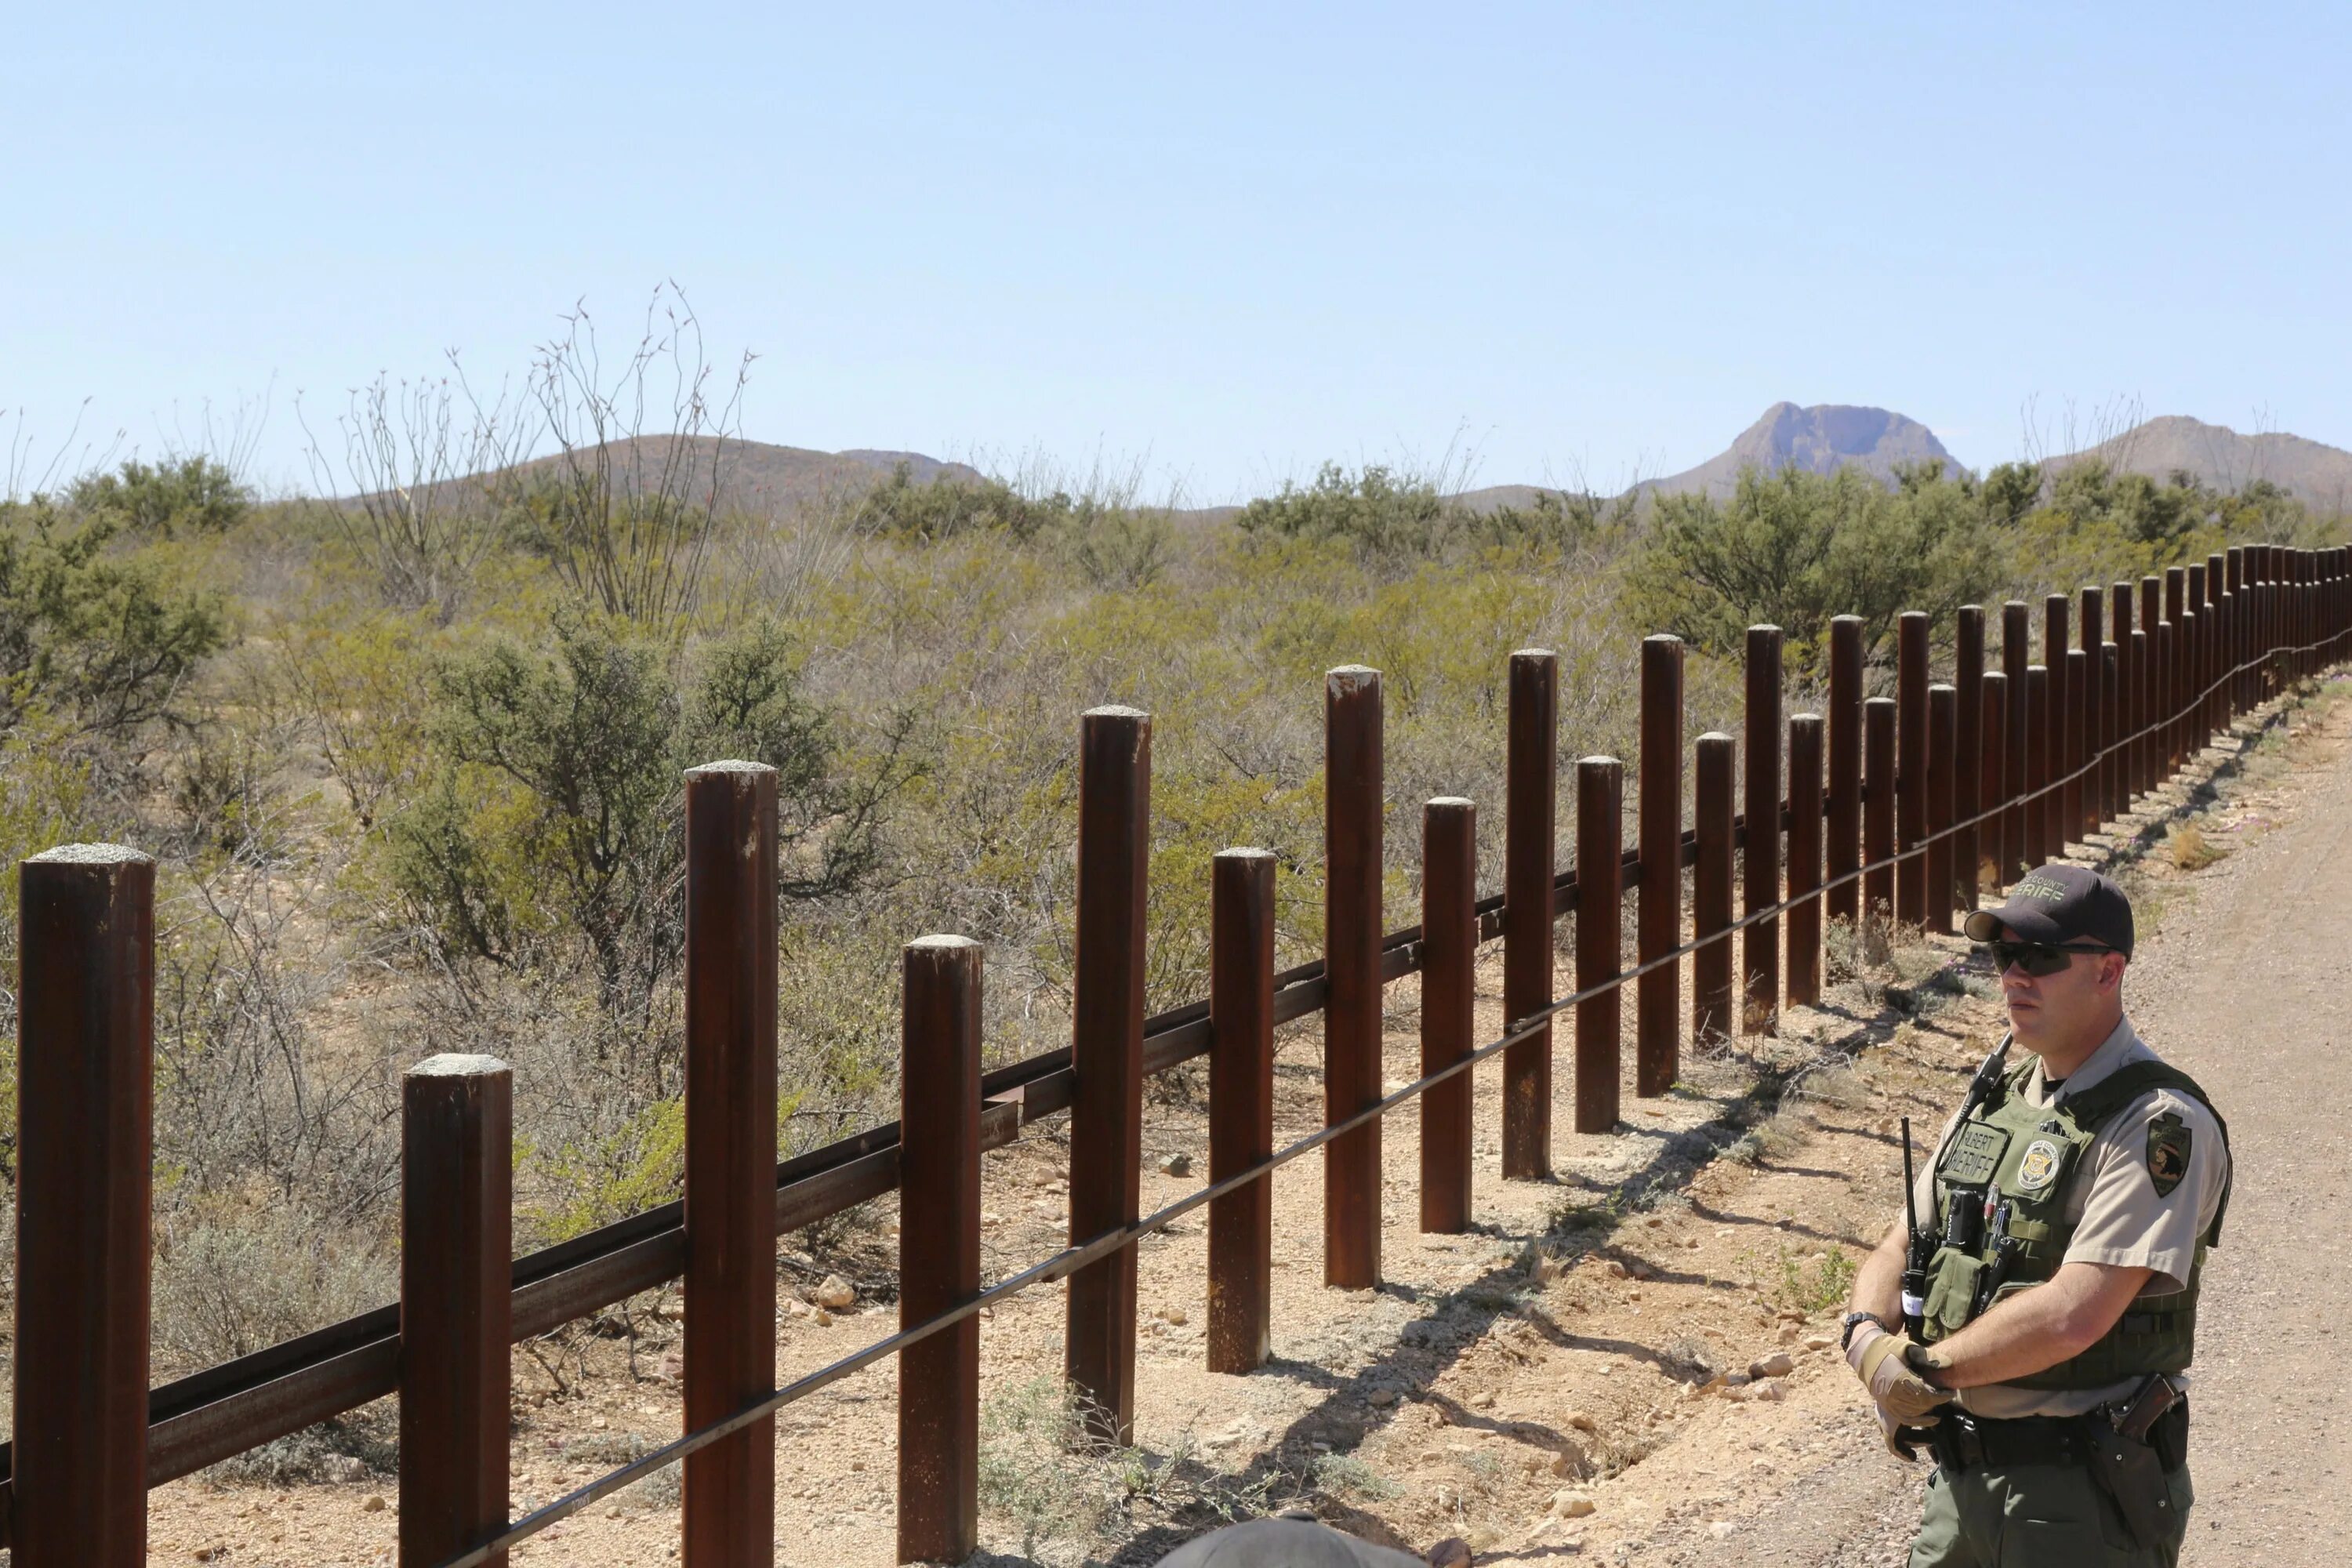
67, 455, 252, 539
0, 504, 230, 737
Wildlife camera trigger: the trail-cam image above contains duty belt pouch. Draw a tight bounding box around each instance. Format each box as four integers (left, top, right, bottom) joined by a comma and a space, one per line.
2085, 1420, 2177, 1548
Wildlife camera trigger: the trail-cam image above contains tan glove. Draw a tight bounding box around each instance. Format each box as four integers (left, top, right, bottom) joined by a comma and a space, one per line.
1847, 1325, 1955, 1424
1874, 1399, 1925, 1460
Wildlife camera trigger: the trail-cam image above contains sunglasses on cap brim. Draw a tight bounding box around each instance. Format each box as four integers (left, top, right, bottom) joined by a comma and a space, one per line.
1976, 938, 2119, 977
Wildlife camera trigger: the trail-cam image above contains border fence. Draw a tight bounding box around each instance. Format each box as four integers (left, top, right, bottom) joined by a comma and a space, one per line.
9, 543, 2350, 1566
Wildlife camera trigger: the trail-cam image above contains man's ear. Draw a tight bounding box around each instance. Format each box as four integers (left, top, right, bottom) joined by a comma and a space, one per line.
2099, 953, 2128, 993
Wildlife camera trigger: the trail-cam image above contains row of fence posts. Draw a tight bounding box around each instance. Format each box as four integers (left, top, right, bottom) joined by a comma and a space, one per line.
11, 546, 2350, 1566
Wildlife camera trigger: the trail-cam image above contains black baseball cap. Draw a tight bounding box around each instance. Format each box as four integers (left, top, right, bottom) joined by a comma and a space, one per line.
1963, 863, 2134, 958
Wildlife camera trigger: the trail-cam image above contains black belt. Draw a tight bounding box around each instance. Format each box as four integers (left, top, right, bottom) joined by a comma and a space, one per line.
1928, 1403, 2189, 1475
1929, 1411, 2092, 1472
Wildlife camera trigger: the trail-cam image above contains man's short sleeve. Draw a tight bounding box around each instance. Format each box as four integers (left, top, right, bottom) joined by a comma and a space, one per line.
2061, 1089, 2229, 1294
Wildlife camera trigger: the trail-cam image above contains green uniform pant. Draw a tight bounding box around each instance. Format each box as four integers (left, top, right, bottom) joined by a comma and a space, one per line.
1908, 1460, 2193, 1566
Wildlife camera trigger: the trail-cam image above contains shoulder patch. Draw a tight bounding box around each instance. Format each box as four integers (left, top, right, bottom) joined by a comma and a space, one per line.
2147, 1112, 2192, 1198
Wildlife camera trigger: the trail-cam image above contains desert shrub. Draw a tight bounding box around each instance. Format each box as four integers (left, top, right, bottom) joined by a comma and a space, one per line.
851, 463, 1065, 543
1624, 462, 2002, 664
275, 607, 445, 829
151, 1203, 394, 1372
67, 455, 252, 539
0, 504, 230, 738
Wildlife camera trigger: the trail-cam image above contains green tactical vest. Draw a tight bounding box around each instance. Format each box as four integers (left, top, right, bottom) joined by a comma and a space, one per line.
1919, 1051, 2232, 1391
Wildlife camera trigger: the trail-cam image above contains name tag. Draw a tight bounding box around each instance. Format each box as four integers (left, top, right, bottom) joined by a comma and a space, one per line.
1941, 1122, 2010, 1186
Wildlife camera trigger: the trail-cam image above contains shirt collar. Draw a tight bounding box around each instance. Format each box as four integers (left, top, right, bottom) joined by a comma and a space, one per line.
2026, 1013, 2141, 1104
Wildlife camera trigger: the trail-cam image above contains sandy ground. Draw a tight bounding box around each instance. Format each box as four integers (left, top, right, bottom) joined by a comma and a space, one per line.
136, 676, 2352, 1567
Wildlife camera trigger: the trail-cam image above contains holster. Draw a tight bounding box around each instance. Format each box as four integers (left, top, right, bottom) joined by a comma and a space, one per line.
2085, 1410, 2185, 1549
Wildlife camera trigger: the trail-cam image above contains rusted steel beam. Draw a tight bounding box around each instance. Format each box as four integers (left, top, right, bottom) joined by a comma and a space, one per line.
2110, 584, 2133, 815
1954, 605, 1984, 916
1743, 626, 1784, 1030
1323, 669, 1385, 1286
683, 761, 779, 1568
1637, 636, 1684, 1097
1069, 706, 1151, 1437
1417, 808, 1475, 1235
1978, 674, 2008, 897
400, 1055, 512, 1568
2107, 644, 2126, 827
1786, 714, 1824, 1007
2078, 586, 2103, 840
2044, 594, 2070, 855
1825, 616, 1864, 924
1575, 758, 1624, 1133
899, 937, 982, 1564
1924, 685, 1957, 935
2002, 602, 2031, 886
2187, 563, 2209, 754
2227, 546, 2248, 712
1862, 698, 1896, 920
1503, 649, 1557, 1178
2139, 578, 2162, 794
2129, 630, 2149, 804
2165, 568, 2187, 771
13, 844, 154, 1568
1896, 612, 1928, 926
2023, 668, 2049, 867
1693, 733, 1736, 1047
2063, 648, 2088, 848
1210, 848, 1277, 1366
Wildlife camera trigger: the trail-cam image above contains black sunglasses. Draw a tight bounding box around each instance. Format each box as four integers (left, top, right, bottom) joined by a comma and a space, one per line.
1980, 938, 2116, 977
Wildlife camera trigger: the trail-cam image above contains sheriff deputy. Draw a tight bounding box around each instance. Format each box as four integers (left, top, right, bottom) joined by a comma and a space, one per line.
1841, 863, 2232, 1566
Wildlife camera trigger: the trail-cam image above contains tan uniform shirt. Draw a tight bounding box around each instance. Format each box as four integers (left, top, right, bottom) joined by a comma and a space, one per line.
1902, 1014, 2230, 1418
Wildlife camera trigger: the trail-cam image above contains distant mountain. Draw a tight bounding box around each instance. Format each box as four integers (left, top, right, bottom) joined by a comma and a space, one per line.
1635, 402, 1959, 500
2041, 416, 2352, 514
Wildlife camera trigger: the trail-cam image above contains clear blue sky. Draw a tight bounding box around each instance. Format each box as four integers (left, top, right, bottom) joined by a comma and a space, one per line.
8, 2, 2349, 503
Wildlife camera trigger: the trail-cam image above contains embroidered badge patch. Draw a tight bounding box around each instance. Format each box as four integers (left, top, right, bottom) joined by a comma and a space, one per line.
2147, 1112, 2192, 1198
2016, 1138, 2063, 1192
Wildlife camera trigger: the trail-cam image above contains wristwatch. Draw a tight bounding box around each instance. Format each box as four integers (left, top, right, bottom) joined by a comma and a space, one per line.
1841, 1310, 1890, 1352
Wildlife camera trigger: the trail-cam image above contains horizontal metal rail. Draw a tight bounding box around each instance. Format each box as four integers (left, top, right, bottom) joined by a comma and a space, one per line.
430, 629, 2346, 1568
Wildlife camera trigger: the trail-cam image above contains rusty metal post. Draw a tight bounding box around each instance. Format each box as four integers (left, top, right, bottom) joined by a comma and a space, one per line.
1693, 732, 1737, 1046
1574, 758, 1623, 1133
400, 1055, 511, 1568
1925, 685, 1957, 933
2023, 668, 2049, 866
1210, 848, 1277, 1366
1502, 650, 1555, 1180
898, 937, 982, 1563
1786, 714, 1824, 1007
1069, 707, 1150, 1432
2044, 594, 2070, 855
683, 762, 779, 1568
2225, 547, 2245, 710
1979, 674, 2008, 895
2165, 568, 2187, 771
2062, 648, 2088, 847
1418, 810, 1475, 1234
2077, 587, 2103, 840
1826, 615, 1864, 924
1636, 636, 1683, 1097
2002, 601, 2031, 886
2187, 563, 2209, 754
2129, 630, 2150, 804
2179, 606, 2201, 766
1896, 612, 1928, 927
1954, 606, 1983, 916
2111, 584, 2134, 814
2099, 645, 2119, 833
13, 844, 154, 1568
2203, 553, 2227, 725
1863, 698, 1896, 920
2140, 578, 2162, 793
1323, 670, 1383, 1286
1743, 626, 1783, 1032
